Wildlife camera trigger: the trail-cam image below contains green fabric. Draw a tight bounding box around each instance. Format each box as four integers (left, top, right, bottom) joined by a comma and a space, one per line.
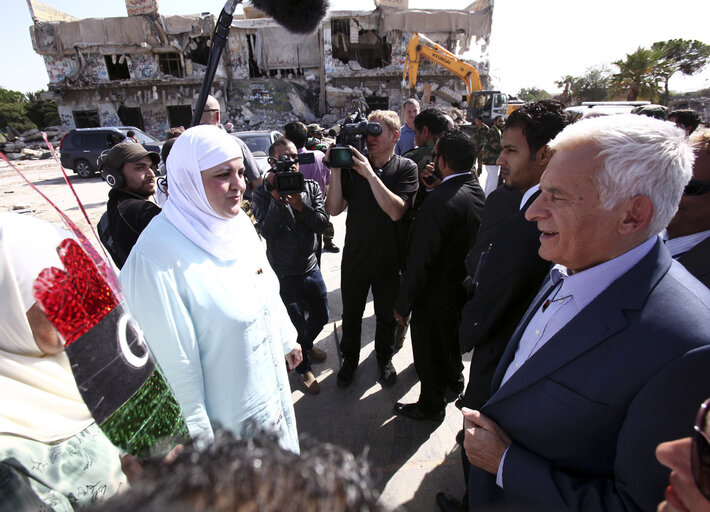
481, 125, 502, 165
0, 423, 126, 511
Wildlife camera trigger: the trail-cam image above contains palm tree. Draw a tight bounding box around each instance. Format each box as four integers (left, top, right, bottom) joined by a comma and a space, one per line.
555, 75, 575, 105
610, 47, 662, 102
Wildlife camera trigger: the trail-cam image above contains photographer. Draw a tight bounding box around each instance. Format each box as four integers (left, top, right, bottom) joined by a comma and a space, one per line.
252, 139, 329, 395
325, 110, 419, 388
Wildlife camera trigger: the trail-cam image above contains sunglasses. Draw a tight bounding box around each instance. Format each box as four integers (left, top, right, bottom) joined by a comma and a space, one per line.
684, 179, 710, 196
692, 398, 710, 500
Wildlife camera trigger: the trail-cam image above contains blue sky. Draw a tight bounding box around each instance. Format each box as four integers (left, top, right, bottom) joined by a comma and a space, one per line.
4, 0, 710, 96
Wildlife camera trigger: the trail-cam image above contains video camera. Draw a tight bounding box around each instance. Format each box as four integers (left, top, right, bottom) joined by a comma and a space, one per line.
267, 154, 306, 195
330, 111, 382, 169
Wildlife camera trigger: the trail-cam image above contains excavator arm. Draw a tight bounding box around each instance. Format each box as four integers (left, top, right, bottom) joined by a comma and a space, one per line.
402, 32, 482, 103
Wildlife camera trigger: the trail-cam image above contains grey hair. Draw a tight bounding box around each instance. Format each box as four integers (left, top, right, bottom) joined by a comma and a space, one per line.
549, 114, 694, 236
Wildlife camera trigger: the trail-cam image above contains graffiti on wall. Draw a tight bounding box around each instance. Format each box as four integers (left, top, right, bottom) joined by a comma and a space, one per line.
130, 54, 158, 79
44, 55, 78, 83
125, 0, 158, 16
140, 106, 168, 139
100, 106, 120, 127
228, 34, 250, 79
58, 106, 75, 129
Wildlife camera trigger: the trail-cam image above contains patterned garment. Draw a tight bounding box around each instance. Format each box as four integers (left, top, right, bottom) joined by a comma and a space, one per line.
0, 424, 126, 511
481, 125, 503, 165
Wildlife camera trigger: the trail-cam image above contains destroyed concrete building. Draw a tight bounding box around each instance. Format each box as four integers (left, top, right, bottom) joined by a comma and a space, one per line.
28, 0, 493, 139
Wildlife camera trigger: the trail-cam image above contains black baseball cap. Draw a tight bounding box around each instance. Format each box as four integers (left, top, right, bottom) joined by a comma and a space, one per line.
101, 141, 160, 171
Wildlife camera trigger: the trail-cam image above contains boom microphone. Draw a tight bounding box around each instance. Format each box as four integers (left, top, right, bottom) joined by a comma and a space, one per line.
250, 0, 329, 34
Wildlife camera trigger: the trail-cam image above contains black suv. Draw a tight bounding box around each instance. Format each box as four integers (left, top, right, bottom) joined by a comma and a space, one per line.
59, 127, 162, 178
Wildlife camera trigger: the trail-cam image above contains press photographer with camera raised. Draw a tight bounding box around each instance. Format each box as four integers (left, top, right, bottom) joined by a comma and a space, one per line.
252, 139, 329, 394
325, 110, 419, 388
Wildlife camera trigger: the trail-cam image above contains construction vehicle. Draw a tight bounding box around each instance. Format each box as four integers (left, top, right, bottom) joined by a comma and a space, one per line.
402, 32, 508, 124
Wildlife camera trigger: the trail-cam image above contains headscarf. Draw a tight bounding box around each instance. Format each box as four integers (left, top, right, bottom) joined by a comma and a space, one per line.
0, 213, 94, 442
163, 125, 244, 260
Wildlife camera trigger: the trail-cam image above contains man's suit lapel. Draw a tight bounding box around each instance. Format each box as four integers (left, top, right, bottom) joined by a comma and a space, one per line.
486, 239, 672, 407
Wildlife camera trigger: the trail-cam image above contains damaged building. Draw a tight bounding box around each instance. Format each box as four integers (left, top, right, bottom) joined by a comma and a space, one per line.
28, 0, 493, 138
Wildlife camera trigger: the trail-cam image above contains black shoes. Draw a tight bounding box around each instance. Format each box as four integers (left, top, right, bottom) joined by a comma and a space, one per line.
337, 359, 357, 387
435, 491, 465, 512
323, 241, 340, 253
393, 402, 445, 422
378, 360, 397, 386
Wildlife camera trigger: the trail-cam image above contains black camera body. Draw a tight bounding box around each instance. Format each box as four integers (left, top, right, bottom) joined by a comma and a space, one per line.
331, 112, 382, 168
268, 154, 305, 195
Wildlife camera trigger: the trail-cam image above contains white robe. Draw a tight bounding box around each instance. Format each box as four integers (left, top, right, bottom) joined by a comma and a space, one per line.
119, 213, 300, 453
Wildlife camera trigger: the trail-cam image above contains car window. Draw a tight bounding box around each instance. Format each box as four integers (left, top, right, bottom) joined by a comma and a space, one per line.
119, 129, 159, 144
239, 135, 270, 157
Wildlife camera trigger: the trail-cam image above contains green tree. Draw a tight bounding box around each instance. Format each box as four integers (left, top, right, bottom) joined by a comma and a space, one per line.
610, 47, 662, 101
571, 66, 610, 103
517, 87, 551, 102
555, 75, 575, 105
25, 90, 60, 128
0, 87, 36, 133
651, 39, 710, 104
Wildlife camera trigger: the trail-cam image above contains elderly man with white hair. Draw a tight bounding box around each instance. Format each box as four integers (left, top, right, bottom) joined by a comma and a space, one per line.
461, 114, 710, 511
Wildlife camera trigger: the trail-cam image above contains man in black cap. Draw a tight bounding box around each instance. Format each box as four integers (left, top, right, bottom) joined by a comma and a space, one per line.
98, 141, 161, 268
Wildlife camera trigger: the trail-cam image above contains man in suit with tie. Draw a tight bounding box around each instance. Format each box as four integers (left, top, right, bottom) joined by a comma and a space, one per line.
665, 126, 710, 287
393, 130, 485, 421
437, 101, 569, 512
462, 114, 710, 511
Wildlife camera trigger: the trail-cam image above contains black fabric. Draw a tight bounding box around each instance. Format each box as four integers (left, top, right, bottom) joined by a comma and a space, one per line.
340, 268, 399, 365
252, 179, 327, 277
99, 189, 161, 269
394, 174, 485, 414
341, 155, 418, 276
459, 190, 550, 410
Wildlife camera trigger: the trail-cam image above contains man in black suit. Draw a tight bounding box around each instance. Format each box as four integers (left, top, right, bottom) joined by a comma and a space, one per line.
393, 130, 485, 421
437, 100, 570, 512
460, 100, 570, 410
665, 126, 710, 287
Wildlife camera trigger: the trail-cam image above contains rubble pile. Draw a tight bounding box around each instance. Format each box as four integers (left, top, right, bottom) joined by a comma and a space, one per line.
0, 127, 69, 161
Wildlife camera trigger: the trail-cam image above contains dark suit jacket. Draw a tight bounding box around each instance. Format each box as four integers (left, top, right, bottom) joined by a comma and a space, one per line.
678, 234, 710, 287
464, 185, 522, 279
467, 240, 710, 512
395, 173, 485, 317
459, 190, 550, 410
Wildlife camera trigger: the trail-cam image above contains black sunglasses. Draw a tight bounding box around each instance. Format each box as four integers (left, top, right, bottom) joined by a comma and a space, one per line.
684, 179, 710, 196
692, 398, 710, 500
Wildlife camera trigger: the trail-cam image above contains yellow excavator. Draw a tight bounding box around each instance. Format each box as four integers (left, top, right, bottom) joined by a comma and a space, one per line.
402, 32, 511, 124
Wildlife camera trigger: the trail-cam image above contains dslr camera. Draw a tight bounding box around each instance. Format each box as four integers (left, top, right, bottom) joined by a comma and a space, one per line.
330, 112, 382, 169
266, 154, 305, 195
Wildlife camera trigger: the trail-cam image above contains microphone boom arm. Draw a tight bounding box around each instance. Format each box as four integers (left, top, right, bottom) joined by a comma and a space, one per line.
190, 0, 242, 127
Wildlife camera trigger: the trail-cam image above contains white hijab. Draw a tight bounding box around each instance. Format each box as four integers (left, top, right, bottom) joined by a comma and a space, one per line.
0, 213, 94, 442
163, 125, 245, 261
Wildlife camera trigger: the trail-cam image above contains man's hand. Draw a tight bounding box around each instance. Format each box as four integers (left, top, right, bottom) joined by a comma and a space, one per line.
393, 308, 407, 327
351, 147, 376, 180
284, 192, 303, 211
285, 347, 303, 370
421, 162, 441, 190
462, 407, 512, 475
324, 144, 340, 173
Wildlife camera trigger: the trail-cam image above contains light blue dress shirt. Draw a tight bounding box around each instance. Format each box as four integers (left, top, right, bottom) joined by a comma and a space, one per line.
495, 236, 658, 487
396, 124, 416, 155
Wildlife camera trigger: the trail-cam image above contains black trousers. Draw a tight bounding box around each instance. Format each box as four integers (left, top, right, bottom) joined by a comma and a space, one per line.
410, 307, 463, 415
340, 267, 399, 365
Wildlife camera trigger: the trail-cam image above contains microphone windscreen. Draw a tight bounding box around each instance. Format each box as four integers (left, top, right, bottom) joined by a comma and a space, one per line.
250, 0, 329, 34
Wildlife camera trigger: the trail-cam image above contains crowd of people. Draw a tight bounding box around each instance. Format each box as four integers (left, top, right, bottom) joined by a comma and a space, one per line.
1, 93, 709, 512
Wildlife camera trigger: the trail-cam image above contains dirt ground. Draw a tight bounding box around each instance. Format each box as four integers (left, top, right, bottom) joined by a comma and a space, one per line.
0, 157, 110, 236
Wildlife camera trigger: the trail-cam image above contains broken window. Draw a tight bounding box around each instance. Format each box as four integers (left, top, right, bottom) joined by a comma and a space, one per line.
118, 106, 144, 131
73, 110, 100, 128
187, 37, 210, 66
167, 105, 192, 128
330, 19, 391, 69
158, 53, 184, 78
104, 55, 130, 80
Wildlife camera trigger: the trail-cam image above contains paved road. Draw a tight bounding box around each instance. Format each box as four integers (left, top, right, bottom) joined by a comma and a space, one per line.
0, 159, 470, 511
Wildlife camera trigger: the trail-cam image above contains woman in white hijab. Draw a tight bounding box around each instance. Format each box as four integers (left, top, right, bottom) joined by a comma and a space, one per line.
0, 212, 126, 511
119, 125, 301, 453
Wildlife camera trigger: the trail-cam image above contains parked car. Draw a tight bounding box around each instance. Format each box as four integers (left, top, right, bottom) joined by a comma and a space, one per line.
59, 127, 162, 178
232, 130, 282, 173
